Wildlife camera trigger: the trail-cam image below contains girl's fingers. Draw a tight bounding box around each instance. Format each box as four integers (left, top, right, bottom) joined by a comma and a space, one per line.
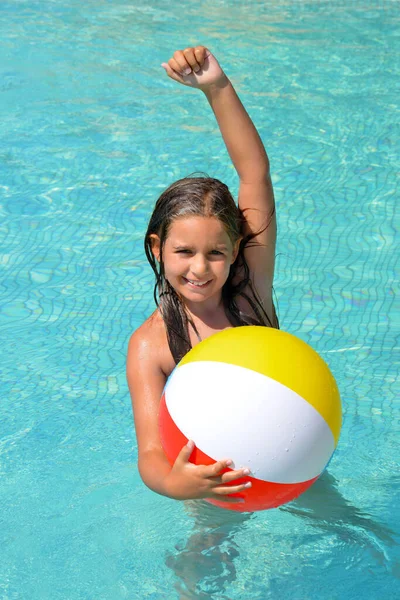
167, 58, 187, 78
183, 47, 202, 73
174, 440, 195, 466
164, 47, 209, 78
172, 51, 192, 76
217, 468, 251, 484
208, 459, 233, 477
207, 462, 250, 483
193, 46, 208, 67
161, 62, 185, 84
213, 481, 252, 495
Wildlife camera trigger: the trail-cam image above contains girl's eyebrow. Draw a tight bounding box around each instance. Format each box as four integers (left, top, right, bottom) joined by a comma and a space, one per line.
173, 243, 228, 250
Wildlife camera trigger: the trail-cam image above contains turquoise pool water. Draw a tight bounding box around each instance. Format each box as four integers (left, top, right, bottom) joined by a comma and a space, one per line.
1, 1, 398, 598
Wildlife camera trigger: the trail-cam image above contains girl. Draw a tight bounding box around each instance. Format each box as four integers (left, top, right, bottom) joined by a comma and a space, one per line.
126, 45, 279, 506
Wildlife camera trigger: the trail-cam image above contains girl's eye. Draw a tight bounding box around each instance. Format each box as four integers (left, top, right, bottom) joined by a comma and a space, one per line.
174, 249, 223, 255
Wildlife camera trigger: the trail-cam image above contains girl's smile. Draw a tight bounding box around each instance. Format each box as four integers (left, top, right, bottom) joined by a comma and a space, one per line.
182, 277, 212, 288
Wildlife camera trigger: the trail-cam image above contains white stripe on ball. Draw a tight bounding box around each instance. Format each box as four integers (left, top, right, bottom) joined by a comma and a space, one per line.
165, 361, 335, 484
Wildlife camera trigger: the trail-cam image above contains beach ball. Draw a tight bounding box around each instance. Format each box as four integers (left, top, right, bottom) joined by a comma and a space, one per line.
159, 326, 341, 512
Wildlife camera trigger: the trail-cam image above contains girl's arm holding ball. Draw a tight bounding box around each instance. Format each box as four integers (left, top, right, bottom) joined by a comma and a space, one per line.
127, 325, 250, 503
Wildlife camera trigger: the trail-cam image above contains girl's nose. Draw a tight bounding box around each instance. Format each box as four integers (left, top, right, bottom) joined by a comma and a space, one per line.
191, 254, 209, 276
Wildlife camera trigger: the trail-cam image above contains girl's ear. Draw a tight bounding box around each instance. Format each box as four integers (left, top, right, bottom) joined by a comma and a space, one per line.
149, 234, 161, 262
231, 237, 242, 264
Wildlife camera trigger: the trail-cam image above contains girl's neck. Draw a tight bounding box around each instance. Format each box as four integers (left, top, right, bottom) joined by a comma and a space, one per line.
185, 299, 234, 346
183, 295, 226, 327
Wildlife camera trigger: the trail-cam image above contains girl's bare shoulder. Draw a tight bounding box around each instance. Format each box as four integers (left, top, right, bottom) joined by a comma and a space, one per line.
127, 310, 175, 377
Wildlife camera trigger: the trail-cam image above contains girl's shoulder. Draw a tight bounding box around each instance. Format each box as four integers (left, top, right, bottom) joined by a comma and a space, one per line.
127, 310, 176, 378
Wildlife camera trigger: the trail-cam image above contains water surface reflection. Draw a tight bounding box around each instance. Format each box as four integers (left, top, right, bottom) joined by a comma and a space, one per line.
165, 472, 396, 598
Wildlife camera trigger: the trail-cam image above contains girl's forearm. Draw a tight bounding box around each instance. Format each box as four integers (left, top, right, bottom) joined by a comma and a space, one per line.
203, 79, 270, 182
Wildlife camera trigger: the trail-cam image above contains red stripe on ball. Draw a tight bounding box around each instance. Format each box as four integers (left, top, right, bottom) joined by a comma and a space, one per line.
159, 392, 318, 512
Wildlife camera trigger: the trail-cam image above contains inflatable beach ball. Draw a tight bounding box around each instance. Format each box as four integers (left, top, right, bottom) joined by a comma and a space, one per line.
159, 326, 341, 512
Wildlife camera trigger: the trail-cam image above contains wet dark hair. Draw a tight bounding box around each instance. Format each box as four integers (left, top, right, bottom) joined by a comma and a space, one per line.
144, 175, 279, 364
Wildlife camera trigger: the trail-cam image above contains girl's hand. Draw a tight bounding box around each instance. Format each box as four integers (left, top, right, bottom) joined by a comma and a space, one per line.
165, 440, 251, 504
161, 46, 228, 91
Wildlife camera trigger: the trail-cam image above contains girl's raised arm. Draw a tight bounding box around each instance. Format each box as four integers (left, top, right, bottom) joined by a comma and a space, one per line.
162, 46, 277, 322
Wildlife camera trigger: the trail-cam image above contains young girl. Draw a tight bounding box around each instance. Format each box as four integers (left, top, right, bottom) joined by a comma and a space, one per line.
126, 45, 279, 506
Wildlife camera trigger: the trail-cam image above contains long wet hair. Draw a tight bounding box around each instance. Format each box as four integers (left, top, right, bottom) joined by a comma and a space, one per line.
144, 175, 279, 364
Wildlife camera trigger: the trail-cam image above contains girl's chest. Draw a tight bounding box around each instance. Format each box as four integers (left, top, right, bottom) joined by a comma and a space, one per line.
159, 318, 233, 379
188, 312, 233, 346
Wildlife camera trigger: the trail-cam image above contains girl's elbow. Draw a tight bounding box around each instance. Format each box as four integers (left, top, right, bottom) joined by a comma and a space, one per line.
137, 449, 172, 495
240, 164, 271, 185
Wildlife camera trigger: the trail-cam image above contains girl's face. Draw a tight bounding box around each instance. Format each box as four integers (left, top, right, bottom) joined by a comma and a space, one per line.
152, 216, 240, 306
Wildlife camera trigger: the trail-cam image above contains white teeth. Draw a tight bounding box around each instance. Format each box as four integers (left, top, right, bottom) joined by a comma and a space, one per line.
186, 279, 209, 287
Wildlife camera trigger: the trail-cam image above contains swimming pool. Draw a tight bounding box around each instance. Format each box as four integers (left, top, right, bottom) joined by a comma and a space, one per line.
1, 0, 398, 598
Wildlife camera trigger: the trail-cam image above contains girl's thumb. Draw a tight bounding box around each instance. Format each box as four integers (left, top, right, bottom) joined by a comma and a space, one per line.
178, 439, 195, 462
